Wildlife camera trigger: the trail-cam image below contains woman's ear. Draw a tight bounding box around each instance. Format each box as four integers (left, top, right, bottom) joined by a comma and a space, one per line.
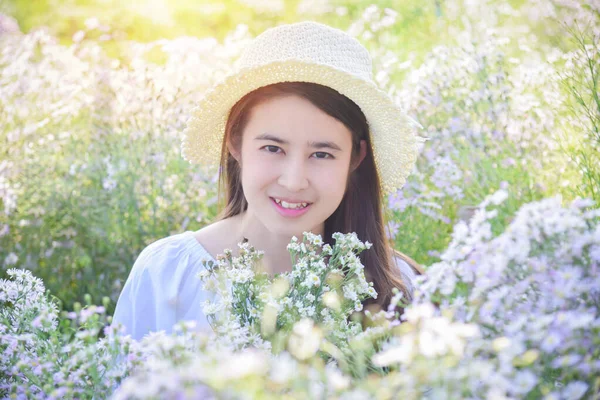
350, 140, 367, 172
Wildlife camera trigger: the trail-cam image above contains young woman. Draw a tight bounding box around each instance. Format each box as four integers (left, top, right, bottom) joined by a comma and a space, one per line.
112, 21, 426, 341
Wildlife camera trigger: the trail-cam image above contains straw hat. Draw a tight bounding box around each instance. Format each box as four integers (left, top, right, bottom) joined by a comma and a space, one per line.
182, 21, 425, 196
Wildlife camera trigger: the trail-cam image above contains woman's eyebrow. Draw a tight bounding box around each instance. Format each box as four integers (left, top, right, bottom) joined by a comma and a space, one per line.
254, 133, 342, 151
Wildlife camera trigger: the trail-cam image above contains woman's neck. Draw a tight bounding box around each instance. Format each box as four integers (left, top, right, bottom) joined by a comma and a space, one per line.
228, 210, 324, 276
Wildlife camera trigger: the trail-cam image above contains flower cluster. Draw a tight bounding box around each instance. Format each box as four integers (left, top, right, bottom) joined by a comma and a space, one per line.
107, 191, 600, 399
1, 270, 141, 399
1, 189, 599, 398
197, 231, 378, 357
1, 0, 597, 315
412, 189, 600, 398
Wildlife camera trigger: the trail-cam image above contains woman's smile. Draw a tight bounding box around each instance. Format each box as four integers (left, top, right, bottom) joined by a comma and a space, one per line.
270, 196, 313, 218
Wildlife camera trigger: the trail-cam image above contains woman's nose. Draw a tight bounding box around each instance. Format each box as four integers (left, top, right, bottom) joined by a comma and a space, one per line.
277, 156, 309, 191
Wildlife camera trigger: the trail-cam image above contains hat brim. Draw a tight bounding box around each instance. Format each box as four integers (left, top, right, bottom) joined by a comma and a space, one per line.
182, 59, 422, 196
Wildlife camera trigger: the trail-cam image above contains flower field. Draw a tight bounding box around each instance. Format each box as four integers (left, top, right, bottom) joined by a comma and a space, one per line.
1, 0, 599, 398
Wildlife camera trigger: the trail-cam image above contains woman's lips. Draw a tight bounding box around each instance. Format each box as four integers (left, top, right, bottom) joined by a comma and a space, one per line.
270, 197, 312, 218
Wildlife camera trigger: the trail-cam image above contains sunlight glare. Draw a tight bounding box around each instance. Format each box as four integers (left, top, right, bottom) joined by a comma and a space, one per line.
124, 0, 174, 26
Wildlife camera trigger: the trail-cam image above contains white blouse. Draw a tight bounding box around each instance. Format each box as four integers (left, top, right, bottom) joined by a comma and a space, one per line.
111, 230, 417, 341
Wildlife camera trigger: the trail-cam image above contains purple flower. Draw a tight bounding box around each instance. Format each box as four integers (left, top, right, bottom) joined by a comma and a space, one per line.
48, 387, 69, 400
562, 381, 588, 400
511, 370, 538, 395
388, 190, 410, 212
540, 331, 562, 353
386, 221, 402, 240
589, 245, 600, 263
552, 354, 582, 368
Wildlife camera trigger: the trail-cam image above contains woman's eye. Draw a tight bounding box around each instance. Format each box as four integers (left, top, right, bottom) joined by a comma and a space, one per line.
313, 152, 334, 159
264, 145, 281, 154
261, 146, 334, 160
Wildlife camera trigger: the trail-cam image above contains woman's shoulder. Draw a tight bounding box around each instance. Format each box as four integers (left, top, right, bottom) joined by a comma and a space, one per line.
394, 257, 417, 281
133, 231, 216, 275
390, 249, 424, 277
390, 248, 424, 299
112, 231, 216, 340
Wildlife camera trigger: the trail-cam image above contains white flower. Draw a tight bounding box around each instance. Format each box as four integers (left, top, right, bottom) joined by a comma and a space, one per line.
201, 300, 224, 315
303, 273, 320, 288
325, 364, 350, 391
403, 302, 436, 323
196, 269, 210, 279
281, 297, 292, 307
296, 258, 308, 270
372, 336, 415, 366
300, 243, 307, 253
354, 300, 363, 312
322, 291, 342, 311
288, 319, 323, 361
418, 328, 447, 358
269, 352, 297, 384
202, 277, 219, 292
342, 286, 357, 301
367, 287, 378, 299
489, 189, 509, 205
217, 349, 269, 380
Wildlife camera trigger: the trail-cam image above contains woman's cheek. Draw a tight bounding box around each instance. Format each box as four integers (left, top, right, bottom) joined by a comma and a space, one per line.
311, 166, 339, 196
246, 152, 270, 169
250, 155, 280, 182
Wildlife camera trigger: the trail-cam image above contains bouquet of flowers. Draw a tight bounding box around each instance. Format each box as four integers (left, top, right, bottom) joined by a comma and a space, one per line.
196, 231, 385, 359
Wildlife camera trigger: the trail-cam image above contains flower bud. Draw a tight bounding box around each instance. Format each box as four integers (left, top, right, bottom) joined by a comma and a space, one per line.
322, 291, 341, 311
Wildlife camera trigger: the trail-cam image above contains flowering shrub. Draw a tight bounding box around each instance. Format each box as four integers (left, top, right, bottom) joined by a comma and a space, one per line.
112, 191, 600, 399
412, 191, 600, 398
2, 190, 599, 399
0, 269, 140, 398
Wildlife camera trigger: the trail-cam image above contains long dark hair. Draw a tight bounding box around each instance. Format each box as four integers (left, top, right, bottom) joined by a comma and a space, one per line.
213, 81, 423, 310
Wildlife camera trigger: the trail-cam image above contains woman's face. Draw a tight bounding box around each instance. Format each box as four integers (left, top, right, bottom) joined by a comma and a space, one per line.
230, 94, 366, 237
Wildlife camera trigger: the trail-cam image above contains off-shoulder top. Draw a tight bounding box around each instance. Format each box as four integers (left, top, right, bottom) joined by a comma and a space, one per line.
111, 231, 417, 341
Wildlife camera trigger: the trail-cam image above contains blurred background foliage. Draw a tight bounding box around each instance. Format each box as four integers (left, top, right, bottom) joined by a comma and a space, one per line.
2, 0, 574, 66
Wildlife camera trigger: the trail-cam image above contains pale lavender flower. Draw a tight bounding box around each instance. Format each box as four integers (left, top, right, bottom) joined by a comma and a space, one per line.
510, 370, 538, 395
385, 220, 402, 240
3, 252, 18, 266
540, 330, 563, 353
552, 354, 582, 368
0, 13, 20, 35
561, 381, 588, 400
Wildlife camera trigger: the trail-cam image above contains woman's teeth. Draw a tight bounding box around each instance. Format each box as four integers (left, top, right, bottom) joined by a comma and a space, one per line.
273, 198, 309, 209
